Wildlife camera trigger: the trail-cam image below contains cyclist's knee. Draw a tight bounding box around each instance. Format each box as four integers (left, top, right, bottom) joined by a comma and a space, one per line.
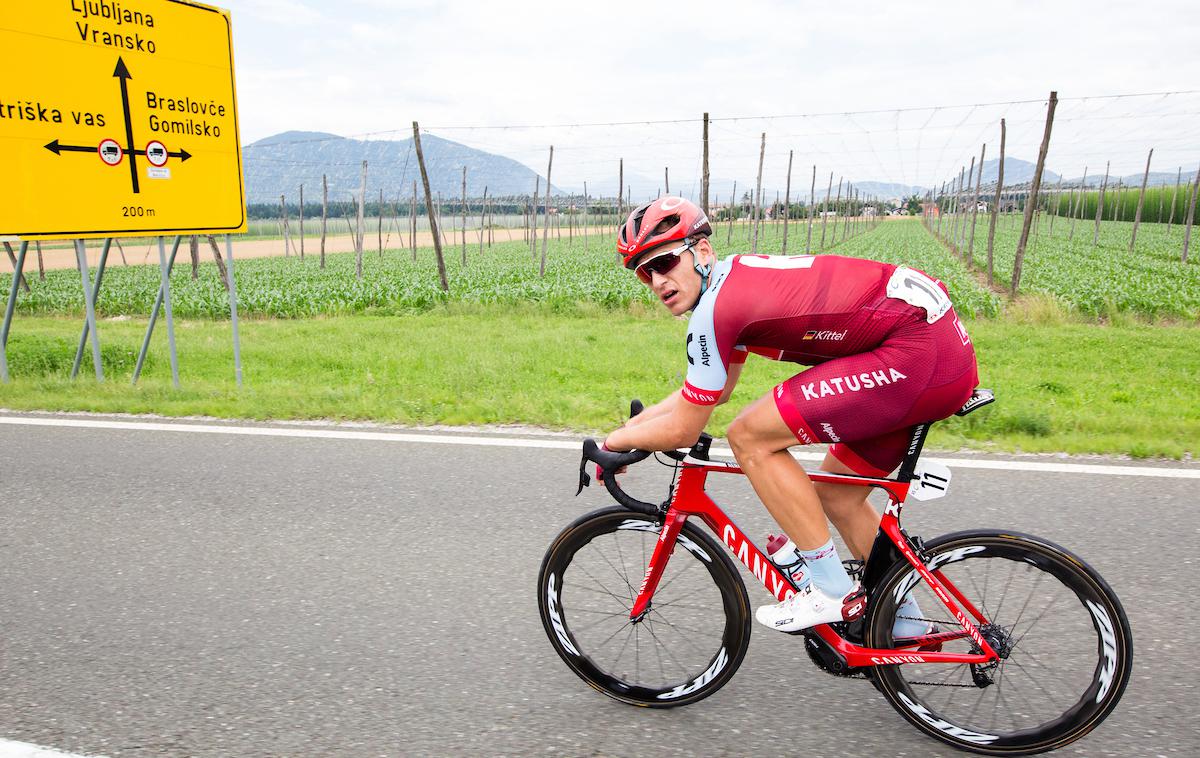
727, 413, 785, 465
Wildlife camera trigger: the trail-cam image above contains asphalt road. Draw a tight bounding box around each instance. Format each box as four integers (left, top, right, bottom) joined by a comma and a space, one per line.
1, 417, 1197, 757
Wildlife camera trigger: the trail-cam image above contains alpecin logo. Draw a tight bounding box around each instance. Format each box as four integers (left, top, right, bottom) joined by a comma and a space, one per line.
820, 422, 840, 442
801, 368, 907, 401
802, 329, 847, 341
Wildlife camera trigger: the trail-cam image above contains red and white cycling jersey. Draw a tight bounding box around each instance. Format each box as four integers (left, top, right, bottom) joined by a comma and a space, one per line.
680, 253, 978, 476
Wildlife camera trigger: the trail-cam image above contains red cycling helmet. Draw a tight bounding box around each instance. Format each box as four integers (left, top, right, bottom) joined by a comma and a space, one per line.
617, 196, 712, 269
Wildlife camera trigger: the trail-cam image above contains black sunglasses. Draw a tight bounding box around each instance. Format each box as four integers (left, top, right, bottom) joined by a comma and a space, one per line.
635, 240, 695, 284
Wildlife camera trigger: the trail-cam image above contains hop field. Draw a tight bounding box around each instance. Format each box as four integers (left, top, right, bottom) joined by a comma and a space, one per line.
936, 211, 1200, 319
1, 218, 1001, 319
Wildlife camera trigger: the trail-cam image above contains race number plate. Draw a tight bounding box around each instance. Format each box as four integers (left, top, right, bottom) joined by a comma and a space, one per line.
886, 267, 952, 324
909, 460, 952, 501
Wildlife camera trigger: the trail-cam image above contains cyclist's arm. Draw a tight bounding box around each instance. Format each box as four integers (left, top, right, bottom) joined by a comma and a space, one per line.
604, 392, 714, 452
622, 358, 743, 431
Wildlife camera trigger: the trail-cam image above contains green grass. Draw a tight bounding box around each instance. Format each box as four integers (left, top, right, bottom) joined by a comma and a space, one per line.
1, 309, 1196, 458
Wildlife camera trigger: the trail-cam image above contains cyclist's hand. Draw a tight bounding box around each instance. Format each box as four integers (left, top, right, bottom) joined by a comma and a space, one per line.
595, 441, 628, 481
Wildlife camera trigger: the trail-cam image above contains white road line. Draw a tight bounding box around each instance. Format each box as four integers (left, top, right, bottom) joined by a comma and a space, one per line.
0, 739, 107, 758
0, 414, 1197, 479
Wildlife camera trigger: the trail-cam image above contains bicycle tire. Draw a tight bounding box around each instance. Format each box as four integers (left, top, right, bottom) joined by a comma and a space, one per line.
865, 530, 1132, 755
537, 507, 752, 708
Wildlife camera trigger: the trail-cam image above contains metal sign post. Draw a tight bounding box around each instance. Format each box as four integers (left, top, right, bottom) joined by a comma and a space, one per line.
1, 242, 29, 383
225, 234, 243, 387
157, 237, 181, 388
71, 239, 113, 378
133, 237, 182, 385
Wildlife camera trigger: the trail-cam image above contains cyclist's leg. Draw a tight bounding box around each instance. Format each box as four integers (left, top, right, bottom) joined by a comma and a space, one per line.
815, 429, 913, 560
726, 392, 832, 550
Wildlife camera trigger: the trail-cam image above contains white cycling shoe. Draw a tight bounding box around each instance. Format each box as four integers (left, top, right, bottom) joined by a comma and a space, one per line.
755, 583, 866, 633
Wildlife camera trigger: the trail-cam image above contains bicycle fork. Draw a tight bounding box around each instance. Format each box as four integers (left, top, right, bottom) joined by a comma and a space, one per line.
628, 510, 689, 620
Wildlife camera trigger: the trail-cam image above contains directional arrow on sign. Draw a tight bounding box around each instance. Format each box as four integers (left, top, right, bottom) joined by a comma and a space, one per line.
43, 57, 194, 183
44, 142, 192, 160
113, 56, 139, 193
44, 140, 94, 155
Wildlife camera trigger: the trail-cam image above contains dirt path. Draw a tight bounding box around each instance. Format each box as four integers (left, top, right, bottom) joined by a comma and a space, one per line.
12, 227, 611, 273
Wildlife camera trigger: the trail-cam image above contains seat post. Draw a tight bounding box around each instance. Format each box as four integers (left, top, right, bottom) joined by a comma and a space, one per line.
896, 422, 931, 483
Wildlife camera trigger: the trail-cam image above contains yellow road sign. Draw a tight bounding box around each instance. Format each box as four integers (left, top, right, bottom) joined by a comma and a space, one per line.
1, 0, 245, 240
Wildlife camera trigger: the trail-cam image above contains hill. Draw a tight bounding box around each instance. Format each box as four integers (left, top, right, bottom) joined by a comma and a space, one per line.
242, 131, 564, 205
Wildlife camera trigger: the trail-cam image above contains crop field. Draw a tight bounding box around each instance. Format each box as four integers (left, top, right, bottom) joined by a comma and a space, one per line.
0, 218, 997, 320
934, 211, 1200, 319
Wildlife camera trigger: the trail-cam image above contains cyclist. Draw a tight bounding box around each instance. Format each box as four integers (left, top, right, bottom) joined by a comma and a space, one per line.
600, 197, 978, 635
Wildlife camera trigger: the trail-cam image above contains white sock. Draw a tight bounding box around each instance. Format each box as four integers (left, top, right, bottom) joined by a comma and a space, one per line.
799, 539, 853, 597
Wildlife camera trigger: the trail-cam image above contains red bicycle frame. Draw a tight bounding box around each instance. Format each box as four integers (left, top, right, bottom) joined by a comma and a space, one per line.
629, 457, 1001, 668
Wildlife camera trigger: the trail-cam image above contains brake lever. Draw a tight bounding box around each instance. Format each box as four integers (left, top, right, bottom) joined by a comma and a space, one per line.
576, 451, 591, 496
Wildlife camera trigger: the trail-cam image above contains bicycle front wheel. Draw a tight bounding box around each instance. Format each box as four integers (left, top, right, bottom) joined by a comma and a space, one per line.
866, 530, 1133, 755
537, 507, 751, 708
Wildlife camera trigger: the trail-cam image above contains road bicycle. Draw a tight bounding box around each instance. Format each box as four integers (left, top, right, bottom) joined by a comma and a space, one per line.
537, 390, 1132, 755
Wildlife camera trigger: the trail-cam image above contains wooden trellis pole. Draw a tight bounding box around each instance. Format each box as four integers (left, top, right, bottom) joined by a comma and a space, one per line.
618, 159, 624, 222
1183, 163, 1200, 263
701, 112, 710, 215
752, 132, 766, 254
540, 146, 553, 277
1168, 167, 1182, 232
354, 160, 367, 279
727, 180, 737, 246
1011, 91, 1057, 297
1047, 176, 1063, 237
1069, 166, 1086, 241
298, 184, 305, 259
664, 166, 670, 195
1093, 161, 1110, 245
279, 194, 290, 258
782, 149, 793, 253
968, 144, 985, 263
820, 172, 833, 249
320, 174, 327, 269
410, 180, 417, 261
461, 166, 467, 265
1129, 148, 1153, 252
479, 186, 488, 255
530, 176, 539, 260
806, 165, 816, 254
412, 121, 448, 291
582, 182, 588, 253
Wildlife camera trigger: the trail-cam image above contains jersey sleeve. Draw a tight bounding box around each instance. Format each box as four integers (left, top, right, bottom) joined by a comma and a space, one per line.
681, 262, 735, 406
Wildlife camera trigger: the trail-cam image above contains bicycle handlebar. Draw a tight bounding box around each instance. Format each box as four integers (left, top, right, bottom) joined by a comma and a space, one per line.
579, 438, 660, 515
574, 398, 714, 516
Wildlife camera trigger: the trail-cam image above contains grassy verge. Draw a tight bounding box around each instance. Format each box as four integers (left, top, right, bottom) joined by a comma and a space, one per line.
1, 308, 1195, 459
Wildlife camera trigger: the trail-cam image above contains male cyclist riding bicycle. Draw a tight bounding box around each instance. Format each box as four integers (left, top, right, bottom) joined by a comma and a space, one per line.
600, 196, 979, 635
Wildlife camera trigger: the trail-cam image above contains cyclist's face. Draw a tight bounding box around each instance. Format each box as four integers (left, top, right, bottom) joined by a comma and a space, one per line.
640, 239, 712, 316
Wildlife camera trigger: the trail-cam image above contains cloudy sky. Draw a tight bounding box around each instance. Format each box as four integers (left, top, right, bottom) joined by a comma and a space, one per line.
228, 0, 1200, 195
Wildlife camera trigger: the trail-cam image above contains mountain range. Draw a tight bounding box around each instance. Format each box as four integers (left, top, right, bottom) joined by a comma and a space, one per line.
242, 131, 564, 205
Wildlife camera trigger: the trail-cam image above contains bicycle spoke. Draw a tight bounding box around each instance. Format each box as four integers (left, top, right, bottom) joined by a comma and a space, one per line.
588, 540, 638, 600
611, 531, 634, 606
1006, 657, 1067, 714
1009, 591, 1070, 651
652, 554, 701, 596
1004, 565, 1048, 635
565, 568, 631, 610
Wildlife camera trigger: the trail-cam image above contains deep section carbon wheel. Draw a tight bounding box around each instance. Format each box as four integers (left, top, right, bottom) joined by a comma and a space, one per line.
537, 507, 751, 707
865, 530, 1132, 755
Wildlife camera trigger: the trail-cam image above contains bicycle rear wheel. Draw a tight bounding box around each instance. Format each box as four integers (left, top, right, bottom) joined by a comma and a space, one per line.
537, 507, 751, 708
866, 530, 1132, 755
